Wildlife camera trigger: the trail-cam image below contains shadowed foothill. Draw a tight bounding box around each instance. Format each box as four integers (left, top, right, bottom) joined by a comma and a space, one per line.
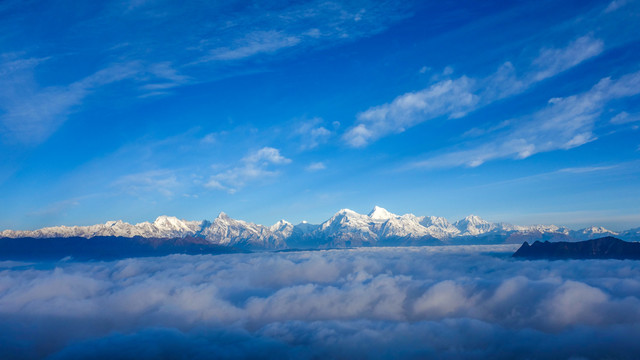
513, 236, 640, 260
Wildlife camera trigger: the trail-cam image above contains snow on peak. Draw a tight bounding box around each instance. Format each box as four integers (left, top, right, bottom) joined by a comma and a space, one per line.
271, 220, 293, 229
324, 209, 367, 224
154, 215, 181, 225
581, 226, 618, 235
319, 208, 374, 237
336, 208, 358, 215
368, 206, 396, 220
454, 215, 495, 235
462, 215, 488, 225
151, 216, 198, 233
417, 216, 460, 238
270, 219, 292, 232
216, 212, 231, 220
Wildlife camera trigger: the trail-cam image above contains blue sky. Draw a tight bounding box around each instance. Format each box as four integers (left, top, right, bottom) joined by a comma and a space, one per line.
1, 0, 639, 230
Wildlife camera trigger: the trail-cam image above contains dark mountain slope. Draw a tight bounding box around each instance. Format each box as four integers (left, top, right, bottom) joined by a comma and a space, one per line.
513, 236, 640, 260
0, 236, 242, 261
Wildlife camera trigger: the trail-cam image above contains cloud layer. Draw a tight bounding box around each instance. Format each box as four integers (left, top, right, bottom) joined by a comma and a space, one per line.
2, 246, 640, 359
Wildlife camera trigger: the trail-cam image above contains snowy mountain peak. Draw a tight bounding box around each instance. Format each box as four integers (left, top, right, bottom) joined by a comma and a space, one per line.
579, 226, 618, 235
368, 206, 396, 220
154, 215, 181, 226
420, 215, 450, 227
270, 219, 293, 232
461, 215, 489, 225
323, 209, 367, 224
150, 216, 200, 234
216, 212, 231, 220
336, 208, 358, 216
454, 215, 495, 235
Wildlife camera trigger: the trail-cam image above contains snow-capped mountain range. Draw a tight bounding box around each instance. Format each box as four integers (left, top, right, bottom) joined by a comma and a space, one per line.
2, 206, 638, 249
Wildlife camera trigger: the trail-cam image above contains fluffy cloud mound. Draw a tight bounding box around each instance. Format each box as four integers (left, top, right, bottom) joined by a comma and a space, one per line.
1, 246, 640, 359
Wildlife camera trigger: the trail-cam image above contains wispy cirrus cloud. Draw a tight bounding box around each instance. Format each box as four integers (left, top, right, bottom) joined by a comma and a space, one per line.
192, 1, 409, 64
293, 117, 334, 150
199, 31, 301, 63
306, 162, 326, 171
206, 147, 291, 193
604, 0, 629, 13
411, 70, 640, 168
1, 1, 412, 146
112, 169, 181, 198
138, 62, 190, 97
610, 111, 640, 124
343, 35, 605, 147
180, 1, 411, 66
0, 55, 193, 144
243, 147, 291, 165
0, 51, 200, 143
345, 76, 478, 147
557, 165, 619, 174
0, 55, 141, 144
529, 35, 604, 82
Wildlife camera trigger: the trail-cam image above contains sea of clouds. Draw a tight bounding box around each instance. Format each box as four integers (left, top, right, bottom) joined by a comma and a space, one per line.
2, 245, 640, 359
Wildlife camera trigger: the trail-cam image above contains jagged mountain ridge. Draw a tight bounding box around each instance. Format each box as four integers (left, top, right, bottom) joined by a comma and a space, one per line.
2, 206, 637, 249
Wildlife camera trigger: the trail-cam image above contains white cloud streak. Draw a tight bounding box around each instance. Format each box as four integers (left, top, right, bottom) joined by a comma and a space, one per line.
344, 36, 605, 147
0, 55, 191, 145
412, 70, 640, 168
185, 1, 410, 66
242, 147, 291, 165
0, 56, 141, 145
530, 36, 604, 82
206, 147, 291, 193
345, 77, 478, 147
138, 62, 190, 96
112, 169, 180, 197
294, 117, 333, 150
1, 246, 640, 359
604, 0, 629, 13
611, 111, 640, 124
202, 31, 301, 62
306, 162, 326, 171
